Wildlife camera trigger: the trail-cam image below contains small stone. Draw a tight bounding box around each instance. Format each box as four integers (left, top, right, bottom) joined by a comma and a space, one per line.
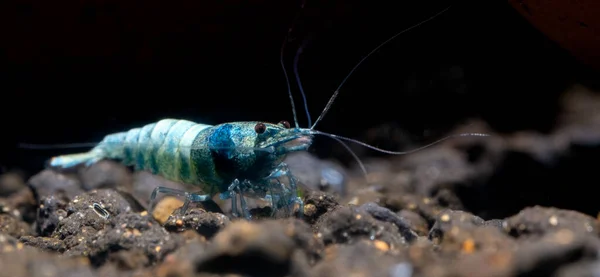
440, 213, 451, 222
373, 240, 389, 252
461, 238, 476, 254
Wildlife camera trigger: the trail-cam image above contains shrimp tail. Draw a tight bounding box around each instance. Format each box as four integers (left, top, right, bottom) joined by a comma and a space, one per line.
48, 150, 104, 168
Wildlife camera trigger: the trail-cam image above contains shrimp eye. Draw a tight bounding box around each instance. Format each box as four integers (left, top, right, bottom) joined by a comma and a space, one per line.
279, 120, 290, 129
254, 122, 266, 134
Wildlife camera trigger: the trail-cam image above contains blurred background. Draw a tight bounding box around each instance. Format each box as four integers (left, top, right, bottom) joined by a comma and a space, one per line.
0, 0, 599, 218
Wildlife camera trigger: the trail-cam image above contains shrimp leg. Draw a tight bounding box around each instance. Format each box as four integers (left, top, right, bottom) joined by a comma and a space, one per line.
266, 162, 304, 217
220, 179, 242, 219
237, 186, 250, 219
219, 179, 257, 219
267, 180, 282, 217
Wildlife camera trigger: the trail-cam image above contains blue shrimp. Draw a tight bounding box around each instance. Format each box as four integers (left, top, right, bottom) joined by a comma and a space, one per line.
32, 5, 489, 220
48, 119, 311, 219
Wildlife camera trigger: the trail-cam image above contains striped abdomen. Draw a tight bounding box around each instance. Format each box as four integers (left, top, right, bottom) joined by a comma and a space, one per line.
99, 119, 212, 184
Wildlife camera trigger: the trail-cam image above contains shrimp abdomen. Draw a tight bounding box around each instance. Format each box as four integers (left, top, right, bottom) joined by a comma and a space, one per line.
50, 119, 213, 185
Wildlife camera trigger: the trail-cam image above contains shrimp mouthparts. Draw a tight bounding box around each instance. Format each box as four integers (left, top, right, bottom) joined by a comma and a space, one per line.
283, 136, 313, 149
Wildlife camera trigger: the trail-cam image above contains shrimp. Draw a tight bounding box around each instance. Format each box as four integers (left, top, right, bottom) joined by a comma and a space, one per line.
33, 5, 489, 220
49, 119, 312, 219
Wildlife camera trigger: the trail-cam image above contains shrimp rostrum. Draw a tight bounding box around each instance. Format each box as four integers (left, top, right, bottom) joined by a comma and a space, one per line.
44, 6, 489, 220
49, 119, 311, 219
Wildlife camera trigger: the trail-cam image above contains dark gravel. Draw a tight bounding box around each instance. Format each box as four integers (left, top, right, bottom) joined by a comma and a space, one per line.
2, 85, 600, 277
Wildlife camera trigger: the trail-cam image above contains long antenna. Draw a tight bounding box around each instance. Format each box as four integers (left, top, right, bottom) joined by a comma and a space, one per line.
18, 142, 100, 149
281, 33, 299, 129
281, 0, 308, 129
293, 38, 313, 128
311, 5, 452, 130
312, 130, 489, 155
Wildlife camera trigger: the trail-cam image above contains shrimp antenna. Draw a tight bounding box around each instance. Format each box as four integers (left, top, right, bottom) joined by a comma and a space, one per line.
294, 38, 312, 128
311, 5, 452, 130
312, 130, 489, 182
312, 130, 490, 155
18, 142, 100, 149
326, 135, 368, 178
281, 0, 308, 129
281, 32, 299, 129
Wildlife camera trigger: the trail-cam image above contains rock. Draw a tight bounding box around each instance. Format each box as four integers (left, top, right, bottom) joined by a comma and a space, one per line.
504, 206, 600, 238
194, 220, 307, 277
0, 172, 26, 197
315, 205, 409, 249
28, 170, 83, 201
164, 207, 230, 239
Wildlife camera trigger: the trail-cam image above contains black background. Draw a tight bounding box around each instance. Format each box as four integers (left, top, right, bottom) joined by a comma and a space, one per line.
1, 0, 598, 177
